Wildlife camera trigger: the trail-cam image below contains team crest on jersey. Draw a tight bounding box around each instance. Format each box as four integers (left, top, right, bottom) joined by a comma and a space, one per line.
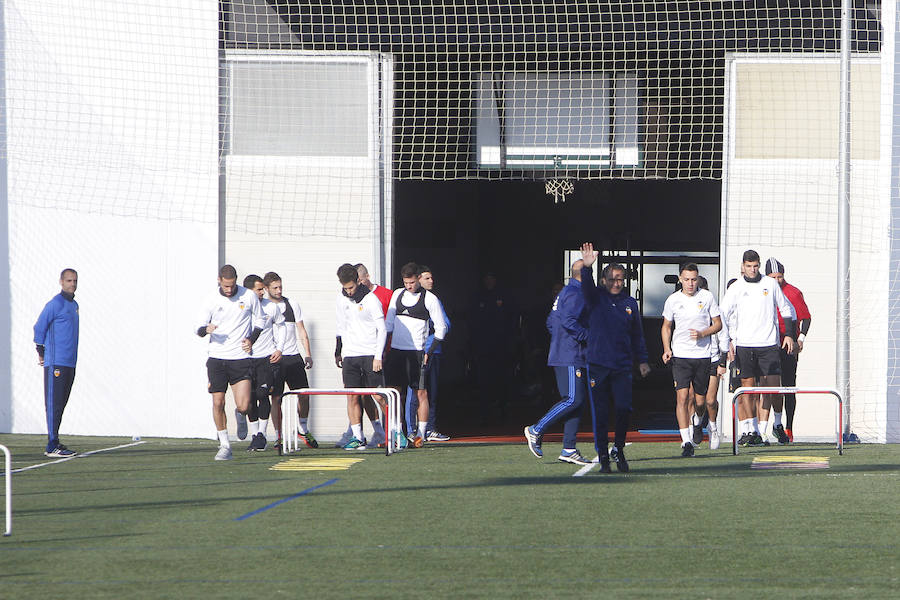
239, 302, 246, 310
763, 290, 769, 296
358, 306, 363, 311
697, 302, 704, 310
53, 369, 60, 377
625, 306, 632, 315
575, 369, 582, 378
590, 378, 596, 388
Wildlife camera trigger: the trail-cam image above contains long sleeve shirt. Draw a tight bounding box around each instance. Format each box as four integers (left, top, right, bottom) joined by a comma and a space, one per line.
546, 278, 588, 368
580, 266, 648, 371
34, 292, 80, 368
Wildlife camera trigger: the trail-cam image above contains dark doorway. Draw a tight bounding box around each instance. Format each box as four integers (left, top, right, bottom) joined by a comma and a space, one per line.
393, 178, 721, 436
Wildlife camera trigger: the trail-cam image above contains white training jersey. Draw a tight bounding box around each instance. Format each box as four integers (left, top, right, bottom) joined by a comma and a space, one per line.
197, 285, 265, 360
250, 297, 286, 359
272, 296, 305, 357
720, 276, 793, 348
385, 288, 448, 351
662, 288, 721, 359
335, 291, 386, 358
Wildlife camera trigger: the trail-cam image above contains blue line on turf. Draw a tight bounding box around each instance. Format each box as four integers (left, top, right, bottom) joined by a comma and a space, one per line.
234, 478, 339, 521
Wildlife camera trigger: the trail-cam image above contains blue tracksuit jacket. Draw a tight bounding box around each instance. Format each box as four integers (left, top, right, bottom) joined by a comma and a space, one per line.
34, 292, 80, 367
580, 266, 647, 371
546, 278, 587, 368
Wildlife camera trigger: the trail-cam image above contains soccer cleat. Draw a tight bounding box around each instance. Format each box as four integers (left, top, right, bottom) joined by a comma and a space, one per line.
691, 423, 704, 447
248, 432, 267, 452
215, 445, 233, 461
773, 424, 790, 445
275, 437, 283, 456
785, 428, 794, 443
524, 425, 543, 458
235, 409, 248, 440
681, 442, 695, 457
558, 449, 591, 466
369, 430, 386, 448
334, 427, 353, 448
748, 432, 764, 447
394, 429, 409, 450
412, 435, 424, 448
709, 429, 720, 450
612, 447, 629, 472
426, 430, 450, 442
599, 455, 612, 473
299, 430, 319, 449
44, 446, 76, 458
343, 437, 367, 451
738, 432, 751, 447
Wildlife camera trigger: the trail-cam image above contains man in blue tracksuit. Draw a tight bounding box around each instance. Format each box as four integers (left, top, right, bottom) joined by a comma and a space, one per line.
33, 268, 80, 457
580, 243, 650, 473
524, 259, 591, 466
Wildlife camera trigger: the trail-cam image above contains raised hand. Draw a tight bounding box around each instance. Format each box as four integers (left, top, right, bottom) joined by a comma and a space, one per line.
581, 242, 598, 267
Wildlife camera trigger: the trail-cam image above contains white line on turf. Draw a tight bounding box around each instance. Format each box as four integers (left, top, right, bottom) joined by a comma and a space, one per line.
573, 456, 599, 477
11, 441, 146, 473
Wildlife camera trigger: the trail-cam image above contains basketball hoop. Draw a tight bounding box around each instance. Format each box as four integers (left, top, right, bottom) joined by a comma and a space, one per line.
544, 178, 574, 204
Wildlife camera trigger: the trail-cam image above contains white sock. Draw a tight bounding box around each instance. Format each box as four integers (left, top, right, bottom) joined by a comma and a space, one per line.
371, 419, 384, 436
773, 412, 783, 427
563, 448, 576, 454
740, 418, 752, 433
297, 418, 308, 435
249, 420, 260, 436
759, 421, 768, 437
692, 413, 702, 426
708, 421, 718, 433
418, 421, 427, 438
351, 423, 363, 442
680, 427, 692, 445
217, 429, 230, 448
257, 418, 268, 436
751, 417, 759, 433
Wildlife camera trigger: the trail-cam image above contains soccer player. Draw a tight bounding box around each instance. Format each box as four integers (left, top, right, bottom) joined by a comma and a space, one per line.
580, 243, 651, 472
661, 264, 723, 457
33, 268, 80, 457
524, 259, 591, 466
196, 265, 265, 461
720, 250, 796, 446
765, 258, 811, 442
696, 275, 729, 450
242, 274, 286, 452
264, 272, 316, 453
405, 266, 452, 442
335, 263, 387, 450
385, 262, 447, 447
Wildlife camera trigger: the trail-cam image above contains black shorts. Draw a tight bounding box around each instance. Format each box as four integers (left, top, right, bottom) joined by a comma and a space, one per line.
779, 346, 798, 387
342, 355, 385, 388
250, 356, 278, 393
273, 354, 309, 395
671, 357, 710, 396
385, 349, 426, 390
206, 357, 252, 394
735, 345, 782, 378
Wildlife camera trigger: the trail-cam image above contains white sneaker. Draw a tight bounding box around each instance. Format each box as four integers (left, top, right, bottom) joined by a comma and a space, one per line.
215, 445, 233, 461
235, 409, 248, 440
369, 430, 386, 448
334, 427, 353, 448
709, 428, 720, 450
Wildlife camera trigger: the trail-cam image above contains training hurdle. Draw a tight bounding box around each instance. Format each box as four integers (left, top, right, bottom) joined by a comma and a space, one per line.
731, 387, 843, 456
281, 388, 402, 456
1, 444, 10, 536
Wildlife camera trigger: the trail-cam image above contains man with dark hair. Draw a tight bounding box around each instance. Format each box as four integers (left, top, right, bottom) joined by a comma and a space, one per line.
34, 268, 80, 457
765, 258, 811, 443
385, 262, 447, 447
580, 243, 651, 472
661, 264, 723, 457
721, 250, 796, 446
242, 273, 286, 452
524, 259, 591, 466
264, 271, 316, 454
404, 265, 452, 442
196, 264, 265, 460
335, 263, 387, 450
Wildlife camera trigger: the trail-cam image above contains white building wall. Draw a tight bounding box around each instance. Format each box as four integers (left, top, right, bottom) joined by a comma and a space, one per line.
3, 1, 220, 438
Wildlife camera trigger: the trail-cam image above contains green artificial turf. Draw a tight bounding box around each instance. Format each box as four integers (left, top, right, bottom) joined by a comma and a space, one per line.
0, 435, 897, 598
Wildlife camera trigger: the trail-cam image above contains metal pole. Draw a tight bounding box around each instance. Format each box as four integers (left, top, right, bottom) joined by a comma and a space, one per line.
837, 0, 852, 438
